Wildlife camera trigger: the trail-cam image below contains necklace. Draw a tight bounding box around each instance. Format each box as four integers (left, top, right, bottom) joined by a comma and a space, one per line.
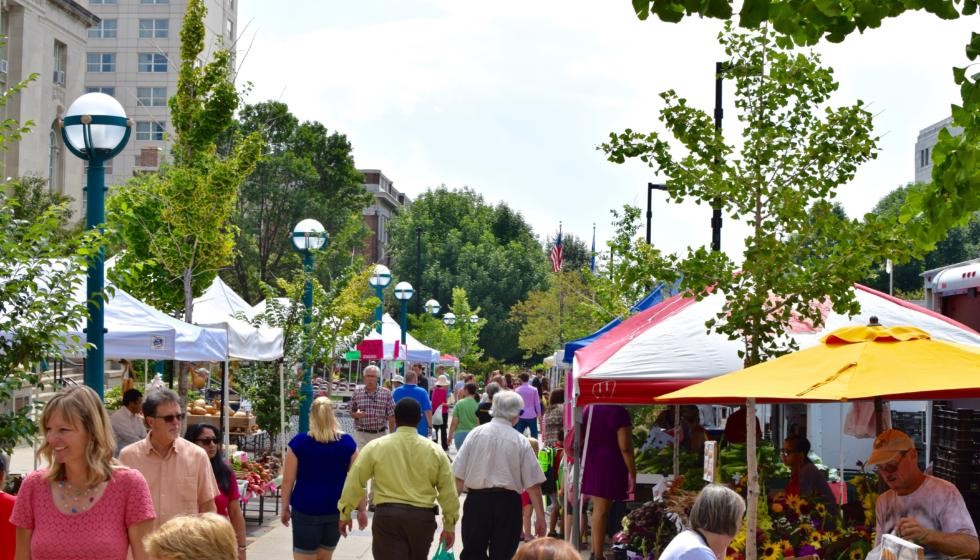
57, 478, 105, 514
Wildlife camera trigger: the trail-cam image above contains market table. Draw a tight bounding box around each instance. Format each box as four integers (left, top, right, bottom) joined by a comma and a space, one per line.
239, 474, 283, 524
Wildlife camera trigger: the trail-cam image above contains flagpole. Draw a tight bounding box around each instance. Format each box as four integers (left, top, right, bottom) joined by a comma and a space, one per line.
590, 223, 596, 273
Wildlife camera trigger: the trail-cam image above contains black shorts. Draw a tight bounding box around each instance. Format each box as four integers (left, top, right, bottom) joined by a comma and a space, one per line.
291, 510, 341, 554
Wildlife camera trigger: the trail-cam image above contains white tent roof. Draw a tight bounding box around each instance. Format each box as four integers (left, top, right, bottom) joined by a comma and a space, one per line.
193, 276, 284, 361
251, 297, 293, 320
66, 283, 228, 361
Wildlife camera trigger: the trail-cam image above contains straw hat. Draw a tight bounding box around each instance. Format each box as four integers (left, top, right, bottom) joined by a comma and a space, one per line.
435, 374, 450, 387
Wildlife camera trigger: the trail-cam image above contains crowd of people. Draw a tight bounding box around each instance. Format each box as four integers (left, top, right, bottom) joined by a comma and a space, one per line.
3, 365, 978, 560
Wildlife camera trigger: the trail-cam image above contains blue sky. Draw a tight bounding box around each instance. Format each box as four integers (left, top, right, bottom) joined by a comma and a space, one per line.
235, 1, 974, 261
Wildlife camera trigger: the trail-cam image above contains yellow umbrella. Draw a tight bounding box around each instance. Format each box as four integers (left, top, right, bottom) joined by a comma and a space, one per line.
656, 324, 980, 404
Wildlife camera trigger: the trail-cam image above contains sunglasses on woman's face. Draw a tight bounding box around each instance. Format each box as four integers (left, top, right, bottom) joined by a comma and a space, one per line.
195, 437, 218, 445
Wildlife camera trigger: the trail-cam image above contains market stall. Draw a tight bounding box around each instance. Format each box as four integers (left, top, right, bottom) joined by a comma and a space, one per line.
655, 323, 980, 560
565, 284, 980, 553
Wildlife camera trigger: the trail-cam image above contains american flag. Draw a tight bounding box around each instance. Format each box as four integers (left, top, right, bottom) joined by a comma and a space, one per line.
550, 229, 563, 273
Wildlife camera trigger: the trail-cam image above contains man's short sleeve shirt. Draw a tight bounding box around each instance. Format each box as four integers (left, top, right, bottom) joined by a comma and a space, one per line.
875, 475, 977, 560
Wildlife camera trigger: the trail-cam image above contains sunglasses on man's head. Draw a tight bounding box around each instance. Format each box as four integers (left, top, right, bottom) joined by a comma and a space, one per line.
154, 413, 186, 423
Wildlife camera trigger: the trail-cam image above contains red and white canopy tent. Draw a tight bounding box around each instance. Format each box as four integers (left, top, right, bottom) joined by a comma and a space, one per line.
571, 284, 980, 406
565, 284, 980, 546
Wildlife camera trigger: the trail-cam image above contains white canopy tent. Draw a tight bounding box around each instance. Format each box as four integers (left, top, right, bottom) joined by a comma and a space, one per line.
193, 276, 284, 362
68, 283, 228, 362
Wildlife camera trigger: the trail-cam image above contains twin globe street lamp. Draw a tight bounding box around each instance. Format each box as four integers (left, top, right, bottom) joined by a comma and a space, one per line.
393, 281, 414, 374
292, 219, 328, 433
368, 264, 392, 334
60, 92, 132, 399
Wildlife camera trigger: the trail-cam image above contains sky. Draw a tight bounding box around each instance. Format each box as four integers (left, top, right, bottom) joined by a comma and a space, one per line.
234, 0, 975, 261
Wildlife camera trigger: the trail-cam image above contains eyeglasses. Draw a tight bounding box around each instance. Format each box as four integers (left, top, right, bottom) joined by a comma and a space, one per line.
154, 413, 186, 423
873, 450, 910, 474
195, 437, 218, 445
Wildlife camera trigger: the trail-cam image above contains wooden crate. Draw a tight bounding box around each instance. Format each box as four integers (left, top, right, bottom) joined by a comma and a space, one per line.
186, 414, 257, 434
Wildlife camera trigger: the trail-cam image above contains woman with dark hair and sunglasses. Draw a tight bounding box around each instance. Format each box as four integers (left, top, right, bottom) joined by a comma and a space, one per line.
781, 435, 838, 519
185, 424, 247, 559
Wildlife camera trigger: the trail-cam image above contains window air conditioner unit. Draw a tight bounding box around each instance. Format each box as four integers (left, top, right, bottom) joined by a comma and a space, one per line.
0, 59, 8, 74
54, 70, 65, 84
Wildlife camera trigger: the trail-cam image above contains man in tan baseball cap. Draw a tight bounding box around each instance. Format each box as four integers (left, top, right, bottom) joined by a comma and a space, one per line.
866, 429, 977, 560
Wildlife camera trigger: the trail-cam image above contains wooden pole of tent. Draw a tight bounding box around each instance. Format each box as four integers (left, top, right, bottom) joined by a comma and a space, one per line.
673, 405, 681, 477
221, 362, 230, 447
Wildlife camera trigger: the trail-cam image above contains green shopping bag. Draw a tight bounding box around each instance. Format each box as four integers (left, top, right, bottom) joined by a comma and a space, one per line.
431, 541, 455, 560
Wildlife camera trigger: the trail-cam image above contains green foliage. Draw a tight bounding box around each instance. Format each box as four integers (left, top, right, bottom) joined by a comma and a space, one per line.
412, 287, 486, 366
630, 0, 968, 45
221, 101, 371, 303
5, 176, 81, 243
863, 184, 980, 295
905, 32, 980, 248
234, 362, 294, 441
509, 271, 603, 359
387, 187, 548, 362
0, 197, 99, 454
601, 25, 912, 366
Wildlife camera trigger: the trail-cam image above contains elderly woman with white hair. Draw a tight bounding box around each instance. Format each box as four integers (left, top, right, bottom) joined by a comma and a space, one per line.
452, 390, 547, 560
658, 484, 746, 560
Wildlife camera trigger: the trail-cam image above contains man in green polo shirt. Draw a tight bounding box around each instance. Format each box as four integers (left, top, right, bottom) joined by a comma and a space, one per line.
338, 398, 459, 560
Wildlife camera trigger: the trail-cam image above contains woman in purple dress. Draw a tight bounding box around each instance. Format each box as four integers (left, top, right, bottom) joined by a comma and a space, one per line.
581, 405, 635, 560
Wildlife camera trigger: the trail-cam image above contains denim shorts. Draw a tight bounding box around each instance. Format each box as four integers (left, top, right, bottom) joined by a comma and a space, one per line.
291, 509, 340, 553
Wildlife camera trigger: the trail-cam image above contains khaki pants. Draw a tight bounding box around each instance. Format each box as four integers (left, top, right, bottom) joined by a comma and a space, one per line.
354, 429, 387, 505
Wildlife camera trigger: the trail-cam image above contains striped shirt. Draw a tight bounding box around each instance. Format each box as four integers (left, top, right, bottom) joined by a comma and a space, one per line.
350, 385, 395, 432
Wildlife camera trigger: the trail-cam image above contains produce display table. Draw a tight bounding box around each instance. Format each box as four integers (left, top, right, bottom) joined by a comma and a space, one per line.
238, 476, 282, 524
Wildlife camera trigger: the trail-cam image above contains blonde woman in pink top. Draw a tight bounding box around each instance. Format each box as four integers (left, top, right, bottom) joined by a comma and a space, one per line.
11, 386, 155, 560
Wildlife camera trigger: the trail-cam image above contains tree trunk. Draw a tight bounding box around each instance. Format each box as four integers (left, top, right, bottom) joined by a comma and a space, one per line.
177, 267, 195, 400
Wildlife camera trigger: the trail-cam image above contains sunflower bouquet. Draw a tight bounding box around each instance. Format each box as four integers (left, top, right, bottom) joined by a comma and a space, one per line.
727, 492, 873, 560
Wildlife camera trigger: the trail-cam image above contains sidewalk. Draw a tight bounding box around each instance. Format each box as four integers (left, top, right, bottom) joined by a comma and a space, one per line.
246, 512, 465, 560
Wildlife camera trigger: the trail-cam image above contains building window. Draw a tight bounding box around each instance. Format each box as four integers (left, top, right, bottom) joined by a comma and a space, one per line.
53, 41, 67, 85
88, 19, 117, 39
135, 121, 165, 141
140, 0, 169, 4
226, 18, 234, 38
138, 53, 168, 73
90, 0, 118, 4
139, 19, 169, 39
136, 87, 167, 107
86, 86, 116, 96
86, 53, 116, 73
48, 130, 62, 193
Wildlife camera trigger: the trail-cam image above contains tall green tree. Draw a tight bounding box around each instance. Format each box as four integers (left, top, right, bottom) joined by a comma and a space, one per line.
107, 0, 263, 396
601, 26, 917, 558
5, 176, 81, 244
387, 187, 548, 362
509, 271, 602, 359
222, 101, 371, 303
